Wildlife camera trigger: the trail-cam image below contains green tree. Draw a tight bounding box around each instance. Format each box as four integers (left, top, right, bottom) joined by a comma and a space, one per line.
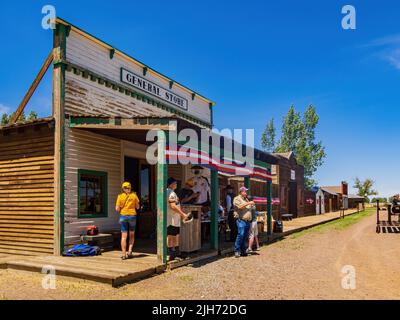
353, 177, 378, 202
261, 118, 276, 152
371, 197, 387, 204
27, 111, 38, 121
0, 110, 38, 126
1, 113, 9, 126
261, 105, 326, 189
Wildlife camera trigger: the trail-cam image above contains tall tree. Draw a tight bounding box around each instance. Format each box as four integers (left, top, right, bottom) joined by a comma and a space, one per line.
261, 118, 276, 152
353, 177, 378, 202
261, 104, 326, 189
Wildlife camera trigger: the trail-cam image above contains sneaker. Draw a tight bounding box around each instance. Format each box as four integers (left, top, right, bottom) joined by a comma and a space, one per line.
234, 252, 241, 258
255, 247, 260, 251
246, 248, 253, 254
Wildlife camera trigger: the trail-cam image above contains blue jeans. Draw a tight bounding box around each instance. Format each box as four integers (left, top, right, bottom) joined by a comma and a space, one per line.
234, 219, 250, 254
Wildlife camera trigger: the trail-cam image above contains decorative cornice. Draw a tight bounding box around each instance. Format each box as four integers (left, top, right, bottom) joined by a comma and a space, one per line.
64, 61, 212, 129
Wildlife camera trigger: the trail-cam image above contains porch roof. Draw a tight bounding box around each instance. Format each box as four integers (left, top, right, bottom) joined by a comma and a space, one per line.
68, 114, 278, 169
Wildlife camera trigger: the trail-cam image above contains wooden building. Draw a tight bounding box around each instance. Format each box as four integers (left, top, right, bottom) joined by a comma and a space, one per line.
320, 181, 349, 213
270, 152, 306, 219
0, 18, 276, 262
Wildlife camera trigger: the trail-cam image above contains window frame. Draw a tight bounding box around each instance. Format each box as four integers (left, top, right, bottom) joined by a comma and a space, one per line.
77, 169, 108, 219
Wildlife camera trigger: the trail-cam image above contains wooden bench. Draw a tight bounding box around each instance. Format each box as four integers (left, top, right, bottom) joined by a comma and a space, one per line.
281, 214, 293, 221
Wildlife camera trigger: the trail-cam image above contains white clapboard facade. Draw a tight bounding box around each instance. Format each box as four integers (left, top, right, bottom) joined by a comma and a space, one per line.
61, 19, 214, 244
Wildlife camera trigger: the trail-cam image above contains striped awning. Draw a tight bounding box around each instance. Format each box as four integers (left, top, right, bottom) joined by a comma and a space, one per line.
165, 144, 272, 181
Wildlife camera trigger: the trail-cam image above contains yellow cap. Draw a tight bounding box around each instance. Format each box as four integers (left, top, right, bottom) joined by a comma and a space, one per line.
122, 182, 131, 189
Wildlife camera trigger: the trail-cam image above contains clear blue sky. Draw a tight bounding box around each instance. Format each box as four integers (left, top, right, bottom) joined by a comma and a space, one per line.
0, 0, 399, 198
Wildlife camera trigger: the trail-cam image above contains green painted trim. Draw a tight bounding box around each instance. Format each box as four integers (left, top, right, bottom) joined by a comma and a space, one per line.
69, 117, 109, 127
266, 180, 272, 236
65, 62, 212, 129
244, 177, 251, 194
156, 132, 168, 264
210, 169, 219, 250
56, 18, 216, 106
53, 23, 67, 255
77, 169, 108, 219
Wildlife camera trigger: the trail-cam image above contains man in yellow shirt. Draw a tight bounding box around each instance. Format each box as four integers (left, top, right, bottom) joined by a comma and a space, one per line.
115, 182, 140, 260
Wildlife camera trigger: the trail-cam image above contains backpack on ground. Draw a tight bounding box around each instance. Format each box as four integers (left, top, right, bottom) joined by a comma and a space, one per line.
273, 219, 284, 233
62, 244, 101, 257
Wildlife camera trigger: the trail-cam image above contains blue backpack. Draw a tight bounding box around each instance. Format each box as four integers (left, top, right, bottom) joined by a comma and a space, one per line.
62, 244, 101, 257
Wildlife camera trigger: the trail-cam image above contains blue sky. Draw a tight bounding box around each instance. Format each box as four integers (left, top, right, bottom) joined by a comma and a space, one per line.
0, 0, 399, 197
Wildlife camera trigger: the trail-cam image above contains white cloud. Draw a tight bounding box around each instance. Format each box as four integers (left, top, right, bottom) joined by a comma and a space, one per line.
0, 103, 11, 115
364, 34, 400, 70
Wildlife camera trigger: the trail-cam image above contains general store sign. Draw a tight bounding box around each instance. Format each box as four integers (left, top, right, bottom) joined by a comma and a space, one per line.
121, 68, 188, 111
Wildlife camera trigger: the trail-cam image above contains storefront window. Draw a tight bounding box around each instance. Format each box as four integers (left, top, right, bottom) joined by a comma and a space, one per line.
78, 169, 108, 218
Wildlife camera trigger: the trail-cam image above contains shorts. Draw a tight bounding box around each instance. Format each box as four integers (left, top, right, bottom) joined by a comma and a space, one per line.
167, 225, 180, 236
119, 215, 137, 233
248, 220, 258, 239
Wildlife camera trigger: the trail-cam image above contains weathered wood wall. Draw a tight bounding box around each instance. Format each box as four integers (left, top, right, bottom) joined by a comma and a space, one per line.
64, 122, 122, 245
0, 123, 54, 255
65, 29, 212, 124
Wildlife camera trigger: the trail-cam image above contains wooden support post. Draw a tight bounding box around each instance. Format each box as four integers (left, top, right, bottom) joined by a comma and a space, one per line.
156, 131, 168, 264
11, 51, 53, 123
267, 180, 272, 236
244, 176, 250, 194
53, 23, 67, 256
377, 200, 380, 225
210, 169, 219, 250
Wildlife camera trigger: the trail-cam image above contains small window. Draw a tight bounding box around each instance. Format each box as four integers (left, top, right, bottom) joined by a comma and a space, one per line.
78, 169, 108, 218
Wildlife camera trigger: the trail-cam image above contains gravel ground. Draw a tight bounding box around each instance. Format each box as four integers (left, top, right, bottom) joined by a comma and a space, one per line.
1, 210, 399, 300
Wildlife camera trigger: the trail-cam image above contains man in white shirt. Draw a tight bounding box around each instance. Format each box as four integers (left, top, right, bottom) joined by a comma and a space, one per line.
191, 166, 210, 205
167, 177, 189, 260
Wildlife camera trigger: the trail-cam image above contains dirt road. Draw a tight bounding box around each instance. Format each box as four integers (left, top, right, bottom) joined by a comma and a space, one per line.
1, 209, 399, 300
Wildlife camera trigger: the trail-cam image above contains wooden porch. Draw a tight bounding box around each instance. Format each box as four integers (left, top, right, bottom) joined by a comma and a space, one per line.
3, 250, 164, 287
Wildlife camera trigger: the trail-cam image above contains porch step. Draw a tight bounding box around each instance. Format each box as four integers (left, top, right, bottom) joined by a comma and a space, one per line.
167, 250, 218, 270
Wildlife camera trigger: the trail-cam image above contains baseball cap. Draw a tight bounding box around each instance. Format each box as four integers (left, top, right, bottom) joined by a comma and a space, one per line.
239, 186, 249, 193
122, 182, 131, 189
167, 177, 177, 187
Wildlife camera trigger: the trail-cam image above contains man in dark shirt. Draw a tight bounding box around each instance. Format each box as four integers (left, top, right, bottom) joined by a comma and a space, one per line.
178, 179, 200, 205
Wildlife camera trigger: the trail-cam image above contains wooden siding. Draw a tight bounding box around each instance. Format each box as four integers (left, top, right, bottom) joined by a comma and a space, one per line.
65, 30, 212, 124
65, 72, 172, 118
0, 125, 54, 255
64, 122, 122, 245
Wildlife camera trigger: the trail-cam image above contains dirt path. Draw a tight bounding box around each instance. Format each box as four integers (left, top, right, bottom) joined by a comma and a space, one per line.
1, 210, 399, 300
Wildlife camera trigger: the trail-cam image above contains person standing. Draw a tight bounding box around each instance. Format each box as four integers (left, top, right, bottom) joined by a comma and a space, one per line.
115, 182, 140, 260
191, 165, 210, 206
233, 186, 254, 258
178, 178, 200, 205
247, 195, 260, 253
167, 177, 189, 261
226, 185, 237, 242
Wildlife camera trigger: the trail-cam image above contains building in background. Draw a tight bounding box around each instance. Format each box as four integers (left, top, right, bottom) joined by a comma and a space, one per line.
271, 152, 306, 219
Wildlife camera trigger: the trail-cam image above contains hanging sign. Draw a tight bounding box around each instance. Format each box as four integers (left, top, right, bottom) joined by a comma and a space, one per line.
121, 68, 188, 111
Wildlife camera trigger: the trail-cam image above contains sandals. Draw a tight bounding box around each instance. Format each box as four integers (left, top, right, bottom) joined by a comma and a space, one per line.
121, 252, 134, 260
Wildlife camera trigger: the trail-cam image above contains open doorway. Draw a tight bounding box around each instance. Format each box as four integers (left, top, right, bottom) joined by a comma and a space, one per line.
124, 156, 157, 254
